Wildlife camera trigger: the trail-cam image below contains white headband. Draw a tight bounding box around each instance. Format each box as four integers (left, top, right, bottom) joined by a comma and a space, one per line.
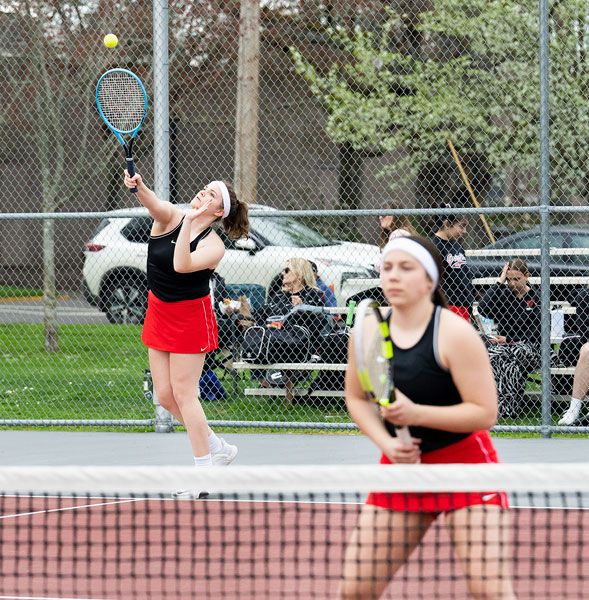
210, 180, 231, 218
381, 238, 439, 288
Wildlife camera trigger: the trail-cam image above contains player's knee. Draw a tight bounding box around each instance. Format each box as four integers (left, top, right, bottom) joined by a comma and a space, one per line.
579, 342, 589, 364
467, 577, 514, 600
337, 580, 381, 600
154, 387, 175, 411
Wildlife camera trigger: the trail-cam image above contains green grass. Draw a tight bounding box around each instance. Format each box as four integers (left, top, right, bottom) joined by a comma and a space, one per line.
0, 324, 350, 427
0, 324, 150, 421
1, 324, 585, 435
0, 285, 44, 298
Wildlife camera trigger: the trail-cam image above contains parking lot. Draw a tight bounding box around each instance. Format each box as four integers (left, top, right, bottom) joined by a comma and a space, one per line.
0, 296, 108, 325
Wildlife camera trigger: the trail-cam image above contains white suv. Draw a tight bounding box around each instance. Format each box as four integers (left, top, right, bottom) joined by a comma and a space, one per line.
82, 205, 379, 323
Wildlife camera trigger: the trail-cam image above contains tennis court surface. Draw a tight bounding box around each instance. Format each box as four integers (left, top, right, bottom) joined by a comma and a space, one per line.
1, 463, 587, 599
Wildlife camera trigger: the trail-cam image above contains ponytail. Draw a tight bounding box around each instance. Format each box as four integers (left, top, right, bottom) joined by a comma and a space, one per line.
218, 180, 250, 240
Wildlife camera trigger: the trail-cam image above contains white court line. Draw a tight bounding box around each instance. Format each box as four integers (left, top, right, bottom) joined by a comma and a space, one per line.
0, 497, 141, 520
0, 596, 108, 600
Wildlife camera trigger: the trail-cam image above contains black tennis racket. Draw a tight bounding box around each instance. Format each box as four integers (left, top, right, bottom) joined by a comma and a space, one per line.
353, 298, 412, 445
96, 68, 148, 193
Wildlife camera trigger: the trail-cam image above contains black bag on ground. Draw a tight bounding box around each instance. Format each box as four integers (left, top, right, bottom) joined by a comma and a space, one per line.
316, 329, 349, 364
241, 324, 311, 364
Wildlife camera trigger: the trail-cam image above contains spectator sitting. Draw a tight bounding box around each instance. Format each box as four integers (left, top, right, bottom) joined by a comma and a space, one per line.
558, 284, 589, 424
253, 257, 325, 388
309, 261, 337, 308
478, 259, 542, 418
558, 343, 589, 425
257, 257, 325, 323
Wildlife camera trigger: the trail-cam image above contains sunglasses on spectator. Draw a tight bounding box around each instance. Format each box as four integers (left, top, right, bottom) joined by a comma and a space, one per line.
282, 267, 291, 274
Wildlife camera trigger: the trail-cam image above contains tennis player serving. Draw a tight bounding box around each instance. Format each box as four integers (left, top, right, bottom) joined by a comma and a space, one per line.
123, 170, 249, 491
340, 236, 515, 599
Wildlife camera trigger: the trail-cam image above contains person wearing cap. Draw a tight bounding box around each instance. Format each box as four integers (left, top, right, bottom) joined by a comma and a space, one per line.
123, 170, 249, 478
341, 235, 514, 600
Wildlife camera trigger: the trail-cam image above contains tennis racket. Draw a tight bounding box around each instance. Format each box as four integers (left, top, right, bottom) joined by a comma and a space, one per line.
353, 298, 412, 445
96, 68, 148, 193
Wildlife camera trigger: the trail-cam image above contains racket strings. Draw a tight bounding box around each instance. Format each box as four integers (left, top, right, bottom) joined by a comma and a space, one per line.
97, 72, 146, 132
363, 326, 390, 400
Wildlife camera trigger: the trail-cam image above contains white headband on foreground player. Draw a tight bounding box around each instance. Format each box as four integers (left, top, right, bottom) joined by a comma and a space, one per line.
209, 180, 231, 218
381, 237, 439, 289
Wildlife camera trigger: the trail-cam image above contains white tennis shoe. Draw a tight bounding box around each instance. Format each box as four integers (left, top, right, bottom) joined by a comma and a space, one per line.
172, 490, 209, 499
558, 399, 583, 425
171, 438, 237, 498
212, 438, 238, 466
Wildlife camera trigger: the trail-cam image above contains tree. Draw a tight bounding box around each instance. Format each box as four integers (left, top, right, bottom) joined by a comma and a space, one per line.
0, 0, 147, 351
292, 0, 589, 211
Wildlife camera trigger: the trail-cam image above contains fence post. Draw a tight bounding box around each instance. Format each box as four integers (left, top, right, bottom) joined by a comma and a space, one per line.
144, 369, 174, 433
538, 0, 552, 438
153, 0, 170, 202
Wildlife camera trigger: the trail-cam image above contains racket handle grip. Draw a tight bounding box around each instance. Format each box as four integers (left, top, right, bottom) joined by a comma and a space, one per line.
345, 300, 357, 327
126, 157, 138, 193
396, 426, 412, 445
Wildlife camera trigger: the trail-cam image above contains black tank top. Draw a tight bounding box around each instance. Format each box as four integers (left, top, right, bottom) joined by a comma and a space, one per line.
147, 220, 214, 302
385, 306, 470, 453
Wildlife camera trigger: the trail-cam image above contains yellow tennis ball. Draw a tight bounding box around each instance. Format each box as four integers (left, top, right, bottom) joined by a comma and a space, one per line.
103, 34, 118, 49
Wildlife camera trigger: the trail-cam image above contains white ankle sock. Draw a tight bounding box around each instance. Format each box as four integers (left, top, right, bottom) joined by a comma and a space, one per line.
568, 398, 583, 415
194, 454, 212, 467
208, 432, 223, 453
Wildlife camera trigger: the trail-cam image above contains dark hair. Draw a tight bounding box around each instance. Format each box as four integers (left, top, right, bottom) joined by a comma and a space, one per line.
220, 180, 250, 240
404, 235, 448, 308
432, 201, 466, 232
507, 258, 530, 276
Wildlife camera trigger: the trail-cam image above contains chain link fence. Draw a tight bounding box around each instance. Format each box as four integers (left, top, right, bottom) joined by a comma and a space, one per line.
0, 1, 588, 433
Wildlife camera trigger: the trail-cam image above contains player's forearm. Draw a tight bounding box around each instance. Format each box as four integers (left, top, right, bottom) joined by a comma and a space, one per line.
172, 219, 193, 273
134, 183, 158, 208
414, 402, 497, 433
135, 185, 173, 225
347, 398, 392, 448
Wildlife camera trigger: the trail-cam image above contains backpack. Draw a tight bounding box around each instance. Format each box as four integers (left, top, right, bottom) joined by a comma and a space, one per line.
241, 324, 312, 364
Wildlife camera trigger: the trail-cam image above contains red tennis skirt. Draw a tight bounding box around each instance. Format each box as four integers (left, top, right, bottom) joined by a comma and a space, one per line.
448, 305, 470, 322
366, 431, 508, 513
142, 291, 219, 354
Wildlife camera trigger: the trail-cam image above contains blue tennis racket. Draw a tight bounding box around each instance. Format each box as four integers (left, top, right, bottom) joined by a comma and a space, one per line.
96, 68, 148, 193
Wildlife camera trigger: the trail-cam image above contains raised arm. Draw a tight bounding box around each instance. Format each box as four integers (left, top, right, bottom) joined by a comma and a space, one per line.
124, 170, 176, 228
173, 202, 225, 273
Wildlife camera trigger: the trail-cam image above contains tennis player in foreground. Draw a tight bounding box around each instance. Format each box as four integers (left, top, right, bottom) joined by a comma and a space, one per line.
340, 236, 515, 599
123, 170, 249, 486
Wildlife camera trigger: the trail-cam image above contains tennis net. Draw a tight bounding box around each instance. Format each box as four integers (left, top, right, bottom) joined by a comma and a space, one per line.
1, 463, 588, 599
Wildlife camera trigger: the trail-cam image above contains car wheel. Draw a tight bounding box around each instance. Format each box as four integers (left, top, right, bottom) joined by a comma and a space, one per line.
103, 276, 147, 324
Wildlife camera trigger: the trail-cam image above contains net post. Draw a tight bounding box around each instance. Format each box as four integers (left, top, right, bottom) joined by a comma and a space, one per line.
144, 368, 174, 433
